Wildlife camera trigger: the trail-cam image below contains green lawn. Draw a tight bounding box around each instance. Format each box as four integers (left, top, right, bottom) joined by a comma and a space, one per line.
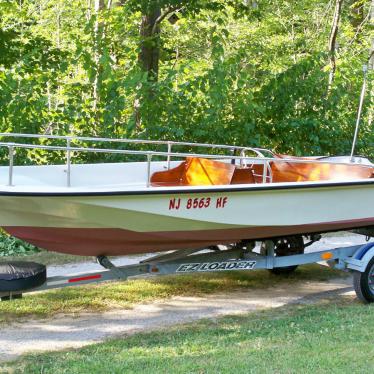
1, 250, 94, 266
0, 264, 346, 324
3, 295, 373, 374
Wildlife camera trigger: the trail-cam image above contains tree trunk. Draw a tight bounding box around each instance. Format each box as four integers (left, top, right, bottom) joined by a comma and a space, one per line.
86, 0, 92, 21
139, 7, 161, 81
134, 7, 161, 130
92, 0, 105, 112
135, 6, 180, 128
368, 0, 374, 69
327, 0, 344, 91
56, 5, 61, 48
367, 0, 374, 128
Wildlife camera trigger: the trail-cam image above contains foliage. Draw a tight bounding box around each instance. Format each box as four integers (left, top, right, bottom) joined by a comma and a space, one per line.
0, 0, 372, 163
0, 231, 39, 257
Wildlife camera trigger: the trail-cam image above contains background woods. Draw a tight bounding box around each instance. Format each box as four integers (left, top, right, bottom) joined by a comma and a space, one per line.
0, 0, 373, 162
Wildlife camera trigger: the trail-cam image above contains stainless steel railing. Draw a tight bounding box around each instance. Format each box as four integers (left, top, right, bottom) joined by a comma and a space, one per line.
0, 133, 273, 187
0, 132, 259, 155
0, 141, 269, 187
0, 133, 369, 188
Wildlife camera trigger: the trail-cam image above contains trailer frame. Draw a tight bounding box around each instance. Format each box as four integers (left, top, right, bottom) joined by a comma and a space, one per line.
1, 238, 374, 302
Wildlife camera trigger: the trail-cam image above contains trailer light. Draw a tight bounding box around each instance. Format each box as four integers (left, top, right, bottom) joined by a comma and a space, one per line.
321, 252, 333, 260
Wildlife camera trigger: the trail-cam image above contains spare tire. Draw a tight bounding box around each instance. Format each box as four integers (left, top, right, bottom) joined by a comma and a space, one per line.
0, 261, 46, 292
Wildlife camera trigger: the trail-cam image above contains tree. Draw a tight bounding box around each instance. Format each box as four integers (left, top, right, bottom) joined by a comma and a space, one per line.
0, 0, 373, 160
328, 0, 344, 91
127, 0, 238, 81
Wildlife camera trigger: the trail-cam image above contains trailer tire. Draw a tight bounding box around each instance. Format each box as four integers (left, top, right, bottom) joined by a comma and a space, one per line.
353, 257, 374, 304
0, 261, 46, 292
270, 265, 298, 275
269, 236, 304, 275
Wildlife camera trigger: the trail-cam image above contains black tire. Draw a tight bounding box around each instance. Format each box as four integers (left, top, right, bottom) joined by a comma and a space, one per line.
269, 236, 304, 275
0, 261, 46, 292
353, 257, 374, 304
270, 265, 298, 275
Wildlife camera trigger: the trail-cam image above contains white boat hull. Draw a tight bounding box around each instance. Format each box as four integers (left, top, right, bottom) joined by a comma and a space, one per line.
2, 180, 373, 256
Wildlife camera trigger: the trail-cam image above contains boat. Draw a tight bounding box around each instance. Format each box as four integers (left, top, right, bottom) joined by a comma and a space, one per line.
0, 133, 372, 257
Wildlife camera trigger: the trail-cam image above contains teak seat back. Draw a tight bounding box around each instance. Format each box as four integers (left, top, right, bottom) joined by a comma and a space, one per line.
150, 155, 373, 187
151, 157, 236, 187
231, 168, 256, 184
271, 154, 374, 182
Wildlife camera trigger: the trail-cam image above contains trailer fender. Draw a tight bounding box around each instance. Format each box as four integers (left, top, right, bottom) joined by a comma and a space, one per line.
346, 243, 374, 272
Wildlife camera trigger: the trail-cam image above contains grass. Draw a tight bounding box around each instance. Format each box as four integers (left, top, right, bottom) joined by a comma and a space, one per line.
1, 249, 150, 266
1, 250, 94, 266
2, 295, 373, 374
0, 264, 347, 324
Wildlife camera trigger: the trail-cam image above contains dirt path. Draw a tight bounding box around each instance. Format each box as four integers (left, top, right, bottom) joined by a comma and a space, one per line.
0, 276, 353, 363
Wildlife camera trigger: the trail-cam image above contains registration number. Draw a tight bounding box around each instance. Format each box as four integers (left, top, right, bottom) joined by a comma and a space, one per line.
169, 196, 228, 210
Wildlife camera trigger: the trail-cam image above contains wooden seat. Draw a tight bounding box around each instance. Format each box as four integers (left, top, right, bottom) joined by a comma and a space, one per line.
231, 168, 256, 184
151, 157, 236, 187
150, 161, 186, 187
150, 155, 373, 187
271, 154, 374, 182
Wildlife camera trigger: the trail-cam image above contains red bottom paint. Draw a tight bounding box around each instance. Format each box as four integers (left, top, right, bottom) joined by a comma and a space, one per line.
3, 218, 373, 256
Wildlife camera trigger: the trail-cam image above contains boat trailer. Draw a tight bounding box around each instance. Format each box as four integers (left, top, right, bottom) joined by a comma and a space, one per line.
1, 238, 374, 303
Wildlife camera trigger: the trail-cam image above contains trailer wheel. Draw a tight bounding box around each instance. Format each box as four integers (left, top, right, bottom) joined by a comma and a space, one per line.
269, 236, 304, 275
353, 257, 374, 304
